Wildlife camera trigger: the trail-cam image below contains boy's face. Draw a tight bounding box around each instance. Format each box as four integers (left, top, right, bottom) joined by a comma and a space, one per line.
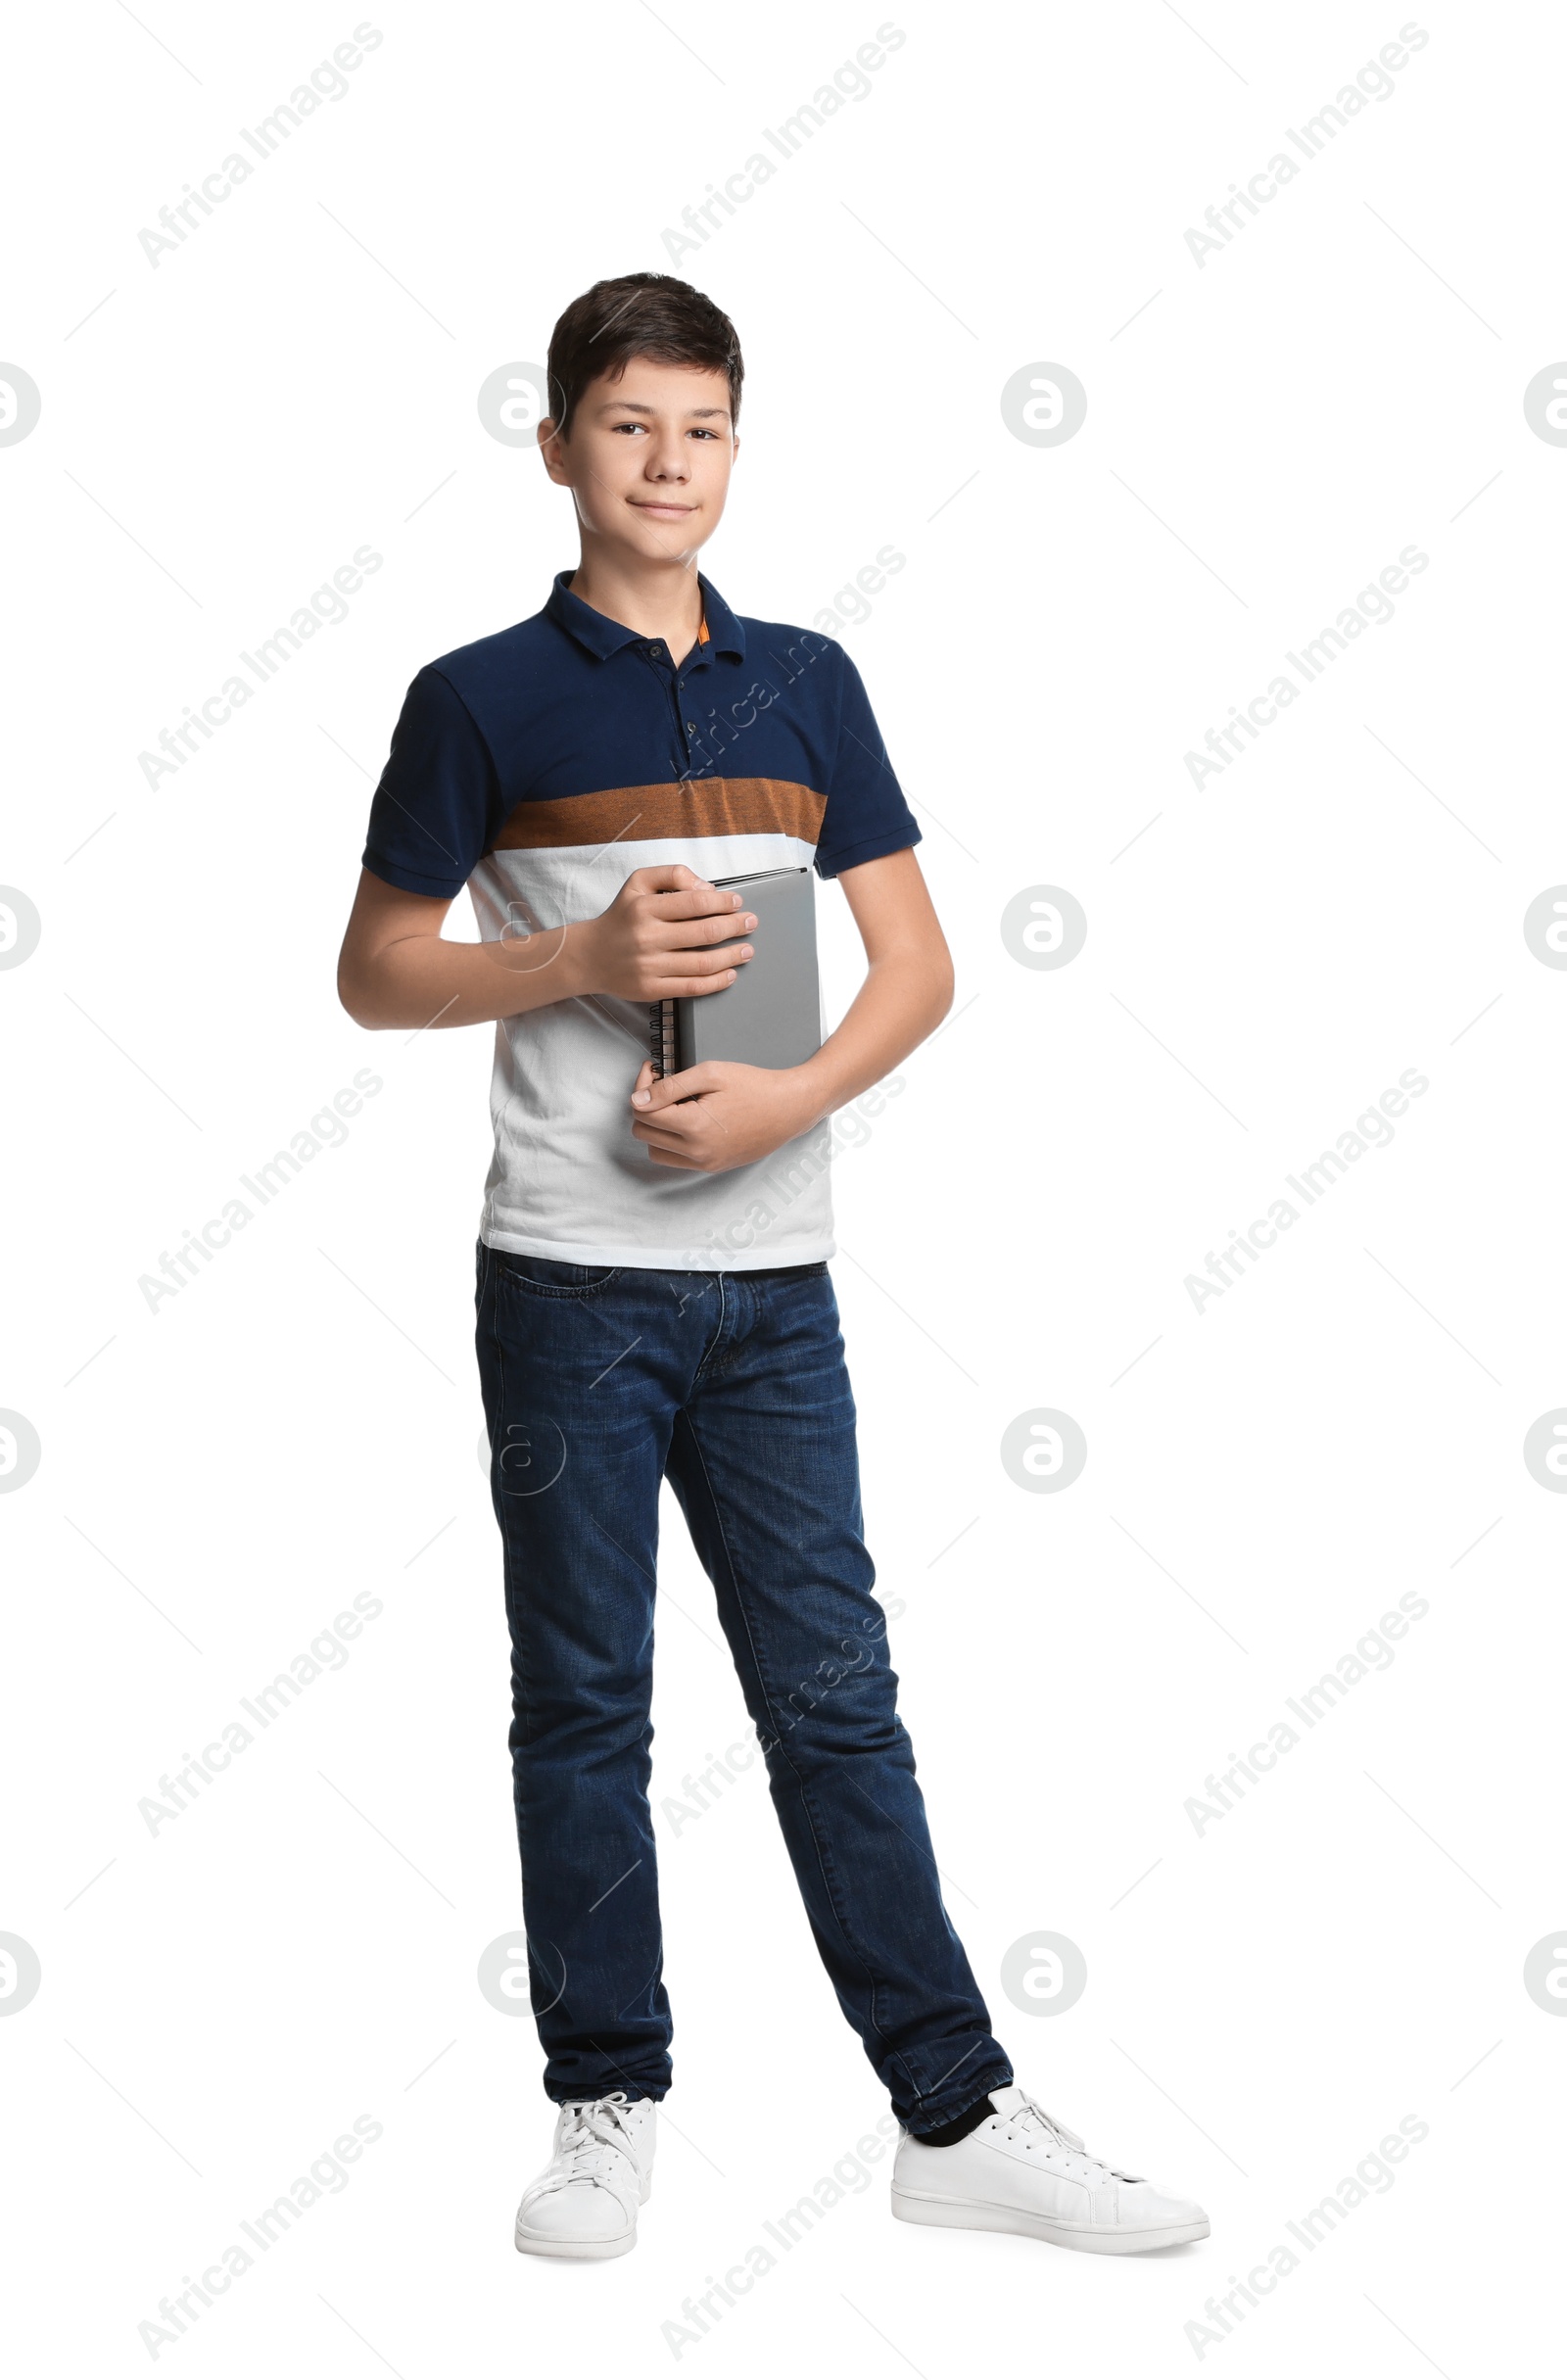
541, 357, 737, 568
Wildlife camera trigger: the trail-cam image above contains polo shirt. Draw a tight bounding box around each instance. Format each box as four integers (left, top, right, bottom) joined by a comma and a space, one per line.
361, 570, 922, 1269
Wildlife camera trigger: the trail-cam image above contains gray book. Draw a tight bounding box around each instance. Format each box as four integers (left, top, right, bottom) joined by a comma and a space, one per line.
649, 866, 822, 1076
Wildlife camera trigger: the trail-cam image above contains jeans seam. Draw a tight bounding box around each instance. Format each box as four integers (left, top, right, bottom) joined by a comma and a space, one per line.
689, 1271, 729, 1384
479, 1248, 539, 1974
495, 1260, 624, 1302
906, 2066, 1017, 2131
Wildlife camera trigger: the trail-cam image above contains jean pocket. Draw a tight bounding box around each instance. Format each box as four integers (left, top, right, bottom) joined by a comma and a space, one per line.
495, 1250, 624, 1298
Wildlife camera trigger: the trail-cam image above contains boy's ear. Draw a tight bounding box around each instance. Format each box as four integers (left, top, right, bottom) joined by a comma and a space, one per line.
538, 420, 570, 484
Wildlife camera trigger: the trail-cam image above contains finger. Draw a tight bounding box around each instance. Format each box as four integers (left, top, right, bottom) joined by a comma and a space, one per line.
630, 1063, 697, 1114
684, 963, 749, 992
651, 885, 749, 922
633, 1062, 722, 1112
632, 1088, 699, 1124
634, 1131, 706, 1164
633, 1121, 700, 1152
648, 935, 754, 973
630, 864, 709, 893
646, 1147, 707, 1169
644, 966, 744, 1000
650, 911, 758, 948
632, 1092, 704, 1131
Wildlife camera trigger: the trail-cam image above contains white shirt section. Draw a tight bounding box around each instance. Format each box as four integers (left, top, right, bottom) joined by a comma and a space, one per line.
469, 834, 835, 1271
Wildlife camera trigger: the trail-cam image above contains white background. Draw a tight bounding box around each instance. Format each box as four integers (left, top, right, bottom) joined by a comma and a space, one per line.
3, 1, 1562, 2371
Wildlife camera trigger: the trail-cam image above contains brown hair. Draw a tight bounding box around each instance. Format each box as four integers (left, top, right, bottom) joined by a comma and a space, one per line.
546, 273, 743, 441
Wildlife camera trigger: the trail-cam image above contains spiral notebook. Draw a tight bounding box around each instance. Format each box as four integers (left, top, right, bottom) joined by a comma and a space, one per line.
648, 866, 822, 1077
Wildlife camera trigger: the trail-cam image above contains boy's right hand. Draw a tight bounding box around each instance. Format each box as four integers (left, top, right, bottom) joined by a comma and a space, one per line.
576, 865, 757, 1001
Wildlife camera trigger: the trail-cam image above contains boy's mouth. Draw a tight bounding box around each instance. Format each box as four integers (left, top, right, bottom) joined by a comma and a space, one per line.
630, 500, 696, 518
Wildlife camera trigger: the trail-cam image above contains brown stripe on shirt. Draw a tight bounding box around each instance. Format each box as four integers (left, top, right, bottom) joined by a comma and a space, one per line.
488, 777, 827, 853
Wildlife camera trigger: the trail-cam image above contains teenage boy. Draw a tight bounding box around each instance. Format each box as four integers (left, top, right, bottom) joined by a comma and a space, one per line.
338, 273, 1209, 2262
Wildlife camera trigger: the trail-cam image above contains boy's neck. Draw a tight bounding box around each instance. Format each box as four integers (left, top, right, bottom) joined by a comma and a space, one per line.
564, 549, 706, 659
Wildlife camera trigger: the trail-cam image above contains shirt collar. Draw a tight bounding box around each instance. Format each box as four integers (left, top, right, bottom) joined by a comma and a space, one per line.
546, 569, 745, 662
694, 575, 744, 658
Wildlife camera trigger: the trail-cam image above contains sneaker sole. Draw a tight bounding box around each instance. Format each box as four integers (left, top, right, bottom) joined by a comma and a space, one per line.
890, 2185, 1208, 2255
513, 2171, 650, 2261
514, 2219, 637, 2261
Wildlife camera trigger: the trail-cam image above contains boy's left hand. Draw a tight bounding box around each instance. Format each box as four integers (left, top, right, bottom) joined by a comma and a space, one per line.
630, 1059, 822, 1172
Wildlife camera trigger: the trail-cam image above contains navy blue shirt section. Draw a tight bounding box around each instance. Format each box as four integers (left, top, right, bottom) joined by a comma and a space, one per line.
362, 571, 921, 900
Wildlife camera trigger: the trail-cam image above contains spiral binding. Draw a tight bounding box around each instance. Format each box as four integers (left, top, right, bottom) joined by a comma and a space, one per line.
648, 999, 677, 1078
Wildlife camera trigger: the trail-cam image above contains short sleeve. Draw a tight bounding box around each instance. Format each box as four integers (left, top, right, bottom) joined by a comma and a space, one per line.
361, 667, 502, 899
812, 647, 922, 880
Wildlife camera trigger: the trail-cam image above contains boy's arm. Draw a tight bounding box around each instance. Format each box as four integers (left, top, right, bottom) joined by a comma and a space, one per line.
628, 846, 952, 1172
337, 864, 759, 1029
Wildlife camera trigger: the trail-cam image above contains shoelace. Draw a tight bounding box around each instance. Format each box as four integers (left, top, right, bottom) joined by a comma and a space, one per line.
1008, 2092, 1130, 2183
553, 2090, 641, 2188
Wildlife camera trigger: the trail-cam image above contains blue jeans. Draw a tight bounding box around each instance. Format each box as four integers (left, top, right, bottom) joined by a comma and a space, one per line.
474, 1244, 1012, 2128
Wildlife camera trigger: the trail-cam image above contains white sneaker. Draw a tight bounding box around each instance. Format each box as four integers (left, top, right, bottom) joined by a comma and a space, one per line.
514, 2090, 655, 2261
891, 2085, 1209, 2255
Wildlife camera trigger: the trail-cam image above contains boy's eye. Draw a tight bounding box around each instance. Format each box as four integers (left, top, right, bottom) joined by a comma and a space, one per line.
608, 421, 722, 438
